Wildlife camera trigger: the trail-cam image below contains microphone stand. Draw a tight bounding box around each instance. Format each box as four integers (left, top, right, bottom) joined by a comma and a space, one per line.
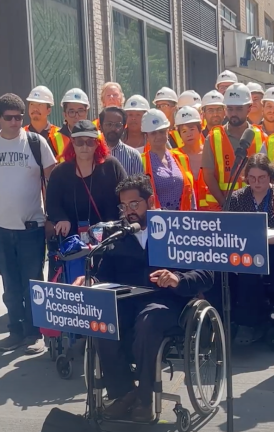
222, 155, 249, 432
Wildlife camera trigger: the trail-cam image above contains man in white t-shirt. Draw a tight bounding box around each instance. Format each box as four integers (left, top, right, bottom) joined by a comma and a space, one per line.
0, 93, 56, 354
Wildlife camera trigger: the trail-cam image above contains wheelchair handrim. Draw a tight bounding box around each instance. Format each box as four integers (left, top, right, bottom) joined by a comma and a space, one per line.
195, 306, 226, 410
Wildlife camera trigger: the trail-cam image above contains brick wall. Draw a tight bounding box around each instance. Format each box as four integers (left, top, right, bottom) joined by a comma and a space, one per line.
232, 0, 274, 37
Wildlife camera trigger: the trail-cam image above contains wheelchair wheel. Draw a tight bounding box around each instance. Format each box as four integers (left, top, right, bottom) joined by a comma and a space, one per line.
56, 354, 73, 380
174, 403, 191, 432
184, 300, 226, 416
49, 337, 57, 362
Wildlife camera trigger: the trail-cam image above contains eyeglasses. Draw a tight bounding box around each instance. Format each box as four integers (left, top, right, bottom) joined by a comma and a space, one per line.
2, 114, 23, 121
73, 138, 97, 147
104, 121, 123, 129
205, 107, 224, 115
247, 174, 268, 184
118, 200, 144, 212
67, 109, 87, 118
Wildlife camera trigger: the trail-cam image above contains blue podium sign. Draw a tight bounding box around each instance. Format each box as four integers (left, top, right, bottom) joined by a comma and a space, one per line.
30, 281, 119, 340
148, 211, 269, 274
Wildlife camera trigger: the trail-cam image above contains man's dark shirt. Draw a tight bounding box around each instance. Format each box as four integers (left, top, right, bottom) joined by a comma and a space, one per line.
57, 123, 71, 138
93, 234, 214, 299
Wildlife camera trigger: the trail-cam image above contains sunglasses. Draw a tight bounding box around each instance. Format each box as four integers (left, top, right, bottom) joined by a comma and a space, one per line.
73, 137, 97, 147
2, 114, 24, 121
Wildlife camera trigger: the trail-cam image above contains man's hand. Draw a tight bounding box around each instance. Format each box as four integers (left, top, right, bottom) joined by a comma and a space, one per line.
73, 276, 94, 287
55, 221, 71, 236
150, 270, 179, 288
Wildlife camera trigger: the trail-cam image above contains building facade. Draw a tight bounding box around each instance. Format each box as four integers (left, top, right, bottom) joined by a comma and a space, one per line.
221, 0, 274, 87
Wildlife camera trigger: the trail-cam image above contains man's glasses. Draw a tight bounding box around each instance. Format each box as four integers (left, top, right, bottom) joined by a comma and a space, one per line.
73, 138, 97, 147
205, 107, 224, 115
104, 121, 124, 129
67, 109, 87, 118
2, 114, 23, 121
118, 200, 144, 212
247, 174, 268, 184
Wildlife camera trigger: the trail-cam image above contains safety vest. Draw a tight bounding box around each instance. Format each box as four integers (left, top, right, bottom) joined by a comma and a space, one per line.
206, 125, 263, 208
267, 134, 274, 161
24, 124, 60, 156
141, 150, 193, 210
51, 132, 70, 163
92, 118, 100, 130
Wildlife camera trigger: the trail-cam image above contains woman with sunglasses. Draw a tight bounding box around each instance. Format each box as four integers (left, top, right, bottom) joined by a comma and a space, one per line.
46, 120, 126, 240
229, 153, 274, 346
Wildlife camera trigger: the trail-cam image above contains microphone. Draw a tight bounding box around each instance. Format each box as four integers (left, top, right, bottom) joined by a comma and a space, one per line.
230, 128, 255, 178
122, 222, 141, 235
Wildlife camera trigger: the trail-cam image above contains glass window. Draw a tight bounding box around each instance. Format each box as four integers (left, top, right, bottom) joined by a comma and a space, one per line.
113, 10, 144, 99
31, 0, 84, 126
265, 17, 273, 42
246, 0, 258, 35
147, 26, 170, 103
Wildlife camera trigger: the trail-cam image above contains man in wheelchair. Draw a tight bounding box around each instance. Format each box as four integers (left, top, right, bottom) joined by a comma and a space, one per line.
74, 174, 214, 422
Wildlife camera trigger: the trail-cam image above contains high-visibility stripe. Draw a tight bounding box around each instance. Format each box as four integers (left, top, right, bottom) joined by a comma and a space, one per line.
254, 127, 263, 153
268, 134, 274, 161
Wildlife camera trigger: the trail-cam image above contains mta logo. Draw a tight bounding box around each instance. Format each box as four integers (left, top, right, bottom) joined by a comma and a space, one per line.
150, 215, 166, 240
131, 101, 137, 106
229, 92, 240, 97
221, 73, 230, 78
152, 119, 159, 125
32, 285, 45, 306
157, 91, 165, 96
34, 92, 40, 97
211, 95, 219, 99
182, 113, 192, 117
194, 97, 199, 101
74, 94, 81, 100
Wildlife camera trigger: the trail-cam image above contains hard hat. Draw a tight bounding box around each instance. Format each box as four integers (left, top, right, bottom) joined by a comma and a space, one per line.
202, 90, 225, 108
26, 85, 54, 106
178, 90, 202, 109
124, 95, 150, 111
141, 108, 170, 133
223, 83, 252, 106
246, 82, 264, 95
262, 86, 274, 102
61, 88, 90, 108
175, 106, 202, 126
153, 87, 178, 104
215, 70, 238, 89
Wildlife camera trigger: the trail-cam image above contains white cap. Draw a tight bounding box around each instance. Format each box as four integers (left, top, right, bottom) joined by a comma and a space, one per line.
224, 83, 252, 106
246, 82, 264, 95
61, 88, 90, 108
175, 106, 202, 126
153, 87, 178, 104
262, 87, 274, 102
216, 70, 238, 88
141, 109, 170, 133
124, 95, 150, 111
178, 90, 202, 109
26, 85, 54, 106
202, 90, 225, 108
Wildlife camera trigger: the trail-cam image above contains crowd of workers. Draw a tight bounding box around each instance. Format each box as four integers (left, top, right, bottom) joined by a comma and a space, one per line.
0, 70, 274, 417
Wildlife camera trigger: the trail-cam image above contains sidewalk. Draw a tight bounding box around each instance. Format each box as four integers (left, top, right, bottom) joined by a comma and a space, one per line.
0, 276, 274, 432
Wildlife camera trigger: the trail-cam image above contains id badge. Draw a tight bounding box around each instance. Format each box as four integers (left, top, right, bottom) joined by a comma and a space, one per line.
78, 221, 90, 244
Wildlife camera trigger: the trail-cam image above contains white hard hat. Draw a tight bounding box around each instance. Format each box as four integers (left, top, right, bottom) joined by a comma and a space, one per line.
61, 88, 90, 108
246, 82, 264, 95
202, 90, 225, 108
153, 87, 178, 104
262, 86, 274, 102
175, 106, 202, 126
224, 83, 252, 106
26, 85, 54, 106
216, 70, 238, 88
178, 90, 202, 109
141, 108, 170, 133
124, 95, 150, 111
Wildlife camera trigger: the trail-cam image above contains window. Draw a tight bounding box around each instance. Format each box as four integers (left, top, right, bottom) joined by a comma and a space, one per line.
265, 16, 273, 42
112, 9, 172, 103
31, 0, 84, 125
246, 0, 258, 35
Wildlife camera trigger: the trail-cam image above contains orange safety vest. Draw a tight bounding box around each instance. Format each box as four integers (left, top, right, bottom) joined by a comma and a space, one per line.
24, 124, 60, 155
92, 118, 100, 130
206, 125, 264, 210
141, 150, 193, 210
51, 132, 70, 162
267, 134, 274, 161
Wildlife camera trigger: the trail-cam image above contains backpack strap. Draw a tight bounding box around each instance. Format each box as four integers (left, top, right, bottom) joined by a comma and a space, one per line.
26, 132, 46, 187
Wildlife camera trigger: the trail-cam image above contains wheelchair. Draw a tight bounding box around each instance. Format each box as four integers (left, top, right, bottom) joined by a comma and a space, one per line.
84, 298, 226, 432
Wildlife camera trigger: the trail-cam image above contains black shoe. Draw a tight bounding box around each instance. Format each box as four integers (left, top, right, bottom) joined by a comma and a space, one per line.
0, 334, 25, 351
131, 399, 153, 423
103, 390, 136, 420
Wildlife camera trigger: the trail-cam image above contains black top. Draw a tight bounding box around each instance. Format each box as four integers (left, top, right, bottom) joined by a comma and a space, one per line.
93, 234, 214, 299
229, 185, 274, 228
46, 156, 127, 235
58, 123, 71, 138
28, 122, 57, 156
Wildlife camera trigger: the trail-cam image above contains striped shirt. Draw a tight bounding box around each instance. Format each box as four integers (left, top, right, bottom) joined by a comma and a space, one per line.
110, 140, 144, 176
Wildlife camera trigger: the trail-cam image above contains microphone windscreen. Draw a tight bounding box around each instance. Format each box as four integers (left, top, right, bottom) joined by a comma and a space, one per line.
130, 223, 141, 234
240, 128, 255, 148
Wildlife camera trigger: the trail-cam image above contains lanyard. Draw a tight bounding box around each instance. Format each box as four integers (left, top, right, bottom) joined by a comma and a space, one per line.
75, 162, 102, 221
252, 188, 271, 213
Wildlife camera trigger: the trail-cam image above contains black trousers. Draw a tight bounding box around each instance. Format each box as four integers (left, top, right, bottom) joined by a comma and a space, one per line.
95, 294, 184, 406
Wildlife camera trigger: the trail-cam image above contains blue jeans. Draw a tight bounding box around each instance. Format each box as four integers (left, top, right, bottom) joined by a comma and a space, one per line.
0, 226, 45, 337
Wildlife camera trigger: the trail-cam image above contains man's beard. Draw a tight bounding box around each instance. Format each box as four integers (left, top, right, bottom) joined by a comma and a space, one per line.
127, 213, 146, 227
228, 117, 246, 127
